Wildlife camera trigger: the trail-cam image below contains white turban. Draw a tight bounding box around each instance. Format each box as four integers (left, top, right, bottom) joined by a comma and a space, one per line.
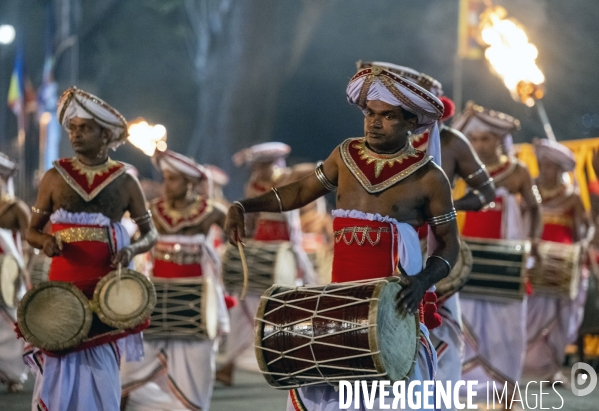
534, 139, 576, 172
205, 165, 229, 186
357, 61, 443, 97
57, 87, 128, 149
152, 150, 206, 181
232, 142, 291, 167
451, 101, 520, 154
346, 65, 444, 135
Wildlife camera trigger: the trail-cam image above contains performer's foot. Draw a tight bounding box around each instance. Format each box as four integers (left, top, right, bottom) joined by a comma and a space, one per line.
7, 382, 23, 393
216, 362, 234, 386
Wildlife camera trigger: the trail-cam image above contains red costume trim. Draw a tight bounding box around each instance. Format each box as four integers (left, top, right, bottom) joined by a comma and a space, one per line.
53, 157, 126, 202
289, 389, 308, 411
151, 197, 213, 233
461, 197, 504, 239
411, 131, 429, 152
332, 217, 399, 282
340, 138, 431, 193
487, 155, 517, 183
153, 260, 203, 278
253, 219, 290, 241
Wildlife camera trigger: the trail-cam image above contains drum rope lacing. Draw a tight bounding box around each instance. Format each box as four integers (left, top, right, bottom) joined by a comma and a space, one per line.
333, 226, 390, 246
256, 279, 399, 387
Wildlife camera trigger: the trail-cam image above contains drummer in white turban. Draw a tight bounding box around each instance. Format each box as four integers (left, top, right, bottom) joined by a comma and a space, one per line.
121, 149, 229, 411
452, 102, 542, 409
25, 87, 157, 411
216, 142, 317, 386
0, 153, 30, 394
225, 65, 460, 411
524, 139, 593, 383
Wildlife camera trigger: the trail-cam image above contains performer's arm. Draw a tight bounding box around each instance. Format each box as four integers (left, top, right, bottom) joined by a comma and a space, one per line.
396, 164, 460, 315
518, 165, 542, 240
113, 174, 158, 267
446, 129, 496, 211
573, 194, 595, 244
26, 169, 61, 257
226, 152, 338, 244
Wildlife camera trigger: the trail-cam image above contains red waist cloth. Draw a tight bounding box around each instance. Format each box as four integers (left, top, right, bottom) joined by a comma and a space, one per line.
541, 223, 574, 244
461, 197, 503, 239
153, 259, 203, 278
417, 224, 428, 240
331, 217, 398, 282
253, 219, 290, 241
49, 223, 113, 298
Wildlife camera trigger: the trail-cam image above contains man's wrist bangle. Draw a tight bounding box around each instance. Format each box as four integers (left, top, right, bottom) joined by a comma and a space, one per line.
233, 201, 245, 213
472, 189, 487, 207
427, 255, 452, 276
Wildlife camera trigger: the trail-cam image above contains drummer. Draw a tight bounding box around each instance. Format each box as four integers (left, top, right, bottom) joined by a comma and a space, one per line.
523, 139, 594, 382
217, 143, 316, 386
452, 102, 542, 409
226, 65, 460, 410
0, 153, 30, 393
25, 87, 158, 411
121, 149, 230, 411
356, 61, 495, 409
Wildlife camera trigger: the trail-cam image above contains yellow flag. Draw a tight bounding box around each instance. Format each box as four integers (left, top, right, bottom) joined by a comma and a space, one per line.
457, 0, 485, 59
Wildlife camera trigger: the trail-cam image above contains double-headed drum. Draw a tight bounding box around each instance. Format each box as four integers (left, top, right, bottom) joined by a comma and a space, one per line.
0, 254, 21, 308
222, 240, 297, 295
144, 276, 218, 340
255, 278, 419, 388
527, 241, 581, 299
460, 237, 530, 301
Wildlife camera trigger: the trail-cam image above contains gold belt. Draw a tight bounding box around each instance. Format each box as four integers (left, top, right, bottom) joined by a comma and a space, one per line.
54, 227, 109, 244
334, 226, 390, 246
154, 249, 203, 266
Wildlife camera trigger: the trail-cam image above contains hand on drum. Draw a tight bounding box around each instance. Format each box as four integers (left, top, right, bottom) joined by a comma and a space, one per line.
225, 206, 245, 245
42, 236, 62, 257
112, 247, 133, 268
396, 274, 428, 316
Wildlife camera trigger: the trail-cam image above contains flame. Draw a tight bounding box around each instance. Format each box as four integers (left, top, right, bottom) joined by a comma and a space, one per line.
480, 6, 544, 106
127, 119, 167, 156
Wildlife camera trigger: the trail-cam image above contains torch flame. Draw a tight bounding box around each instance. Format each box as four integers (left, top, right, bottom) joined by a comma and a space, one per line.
480, 6, 544, 106
127, 119, 167, 156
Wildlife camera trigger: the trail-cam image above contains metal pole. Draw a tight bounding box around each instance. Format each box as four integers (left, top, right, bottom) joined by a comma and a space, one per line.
535, 99, 556, 141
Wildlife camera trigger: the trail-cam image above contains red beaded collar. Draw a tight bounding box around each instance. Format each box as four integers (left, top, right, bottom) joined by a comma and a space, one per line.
340, 137, 431, 194
54, 157, 126, 202
151, 196, 213, 233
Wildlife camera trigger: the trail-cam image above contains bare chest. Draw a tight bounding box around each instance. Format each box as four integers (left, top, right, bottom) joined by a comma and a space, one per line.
52, 178, 128, 221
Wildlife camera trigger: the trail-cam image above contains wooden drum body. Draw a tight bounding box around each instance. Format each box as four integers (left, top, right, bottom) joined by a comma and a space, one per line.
145, 276, 218, 340
223, 240, 297, 295
527, 241, 581, 299
254, 278, 419, 388
461, 237, 530, 301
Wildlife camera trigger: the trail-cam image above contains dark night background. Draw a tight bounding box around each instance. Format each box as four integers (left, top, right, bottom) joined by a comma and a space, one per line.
1, 0, 598, 201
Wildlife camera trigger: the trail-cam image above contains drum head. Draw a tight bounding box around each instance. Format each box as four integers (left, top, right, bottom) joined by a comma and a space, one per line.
17, 281, 92, 351
93, 269, 156, 329
201, 276, 218, 340
374, 281, 419, 381
1, 255, 19, 308
435, 239, 473, 301
274, 243, 298, 286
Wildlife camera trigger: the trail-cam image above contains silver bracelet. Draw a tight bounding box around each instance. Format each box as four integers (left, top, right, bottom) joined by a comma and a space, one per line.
427, 255, 452, 276
31, 206, 51, 216
132, 210, 152, 224
475, 178, 494, 189
471, 189, 487, 207
464, 165, 486, 182
315, 162, 337, 191
271, 188, 284, 213
426, 209, 457, 226
232, 201, 246, 213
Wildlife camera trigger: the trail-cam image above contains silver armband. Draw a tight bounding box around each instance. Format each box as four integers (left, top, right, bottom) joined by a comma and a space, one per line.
315, 162, 337, 191
475, 178, 494, 189
272, 187, 284, 213
31, 206, 51, 216
426, 209, 457, 226
132, 210, 152, 224
427, 255, 452, 276
464, 165, 486, 182
471, 189, 487, 207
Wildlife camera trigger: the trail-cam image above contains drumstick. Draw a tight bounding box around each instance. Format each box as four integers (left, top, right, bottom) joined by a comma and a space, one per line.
117, 262, 122, 295
238, 242, 249, 302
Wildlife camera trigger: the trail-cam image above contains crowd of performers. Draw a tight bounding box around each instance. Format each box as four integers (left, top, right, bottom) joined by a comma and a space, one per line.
0, 60, 596, 411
